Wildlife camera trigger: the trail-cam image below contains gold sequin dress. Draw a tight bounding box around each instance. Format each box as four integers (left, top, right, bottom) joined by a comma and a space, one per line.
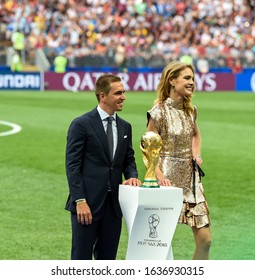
148, 97, 210, 228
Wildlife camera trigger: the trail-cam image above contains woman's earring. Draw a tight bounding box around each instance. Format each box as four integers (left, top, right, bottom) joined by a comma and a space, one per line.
172, 85, 175, 90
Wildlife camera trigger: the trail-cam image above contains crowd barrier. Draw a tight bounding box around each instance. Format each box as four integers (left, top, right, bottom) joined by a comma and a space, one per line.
0, 70, 255, 92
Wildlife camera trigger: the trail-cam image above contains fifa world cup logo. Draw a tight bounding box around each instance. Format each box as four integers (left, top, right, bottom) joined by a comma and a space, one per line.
148, 214, 160, 238
140, 131, 162, 188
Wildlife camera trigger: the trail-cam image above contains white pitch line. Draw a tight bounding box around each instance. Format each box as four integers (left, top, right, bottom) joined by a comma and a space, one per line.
0, 120, 22, 136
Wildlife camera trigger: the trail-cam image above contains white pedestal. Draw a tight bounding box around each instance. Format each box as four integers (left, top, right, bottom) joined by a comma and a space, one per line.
119, 185, 183, 260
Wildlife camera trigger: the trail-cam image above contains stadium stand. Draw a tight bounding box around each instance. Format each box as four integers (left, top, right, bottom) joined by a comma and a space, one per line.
0, 0, 255, 72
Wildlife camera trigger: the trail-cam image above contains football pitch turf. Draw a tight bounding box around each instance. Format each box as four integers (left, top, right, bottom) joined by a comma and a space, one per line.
0, 90, 254, 260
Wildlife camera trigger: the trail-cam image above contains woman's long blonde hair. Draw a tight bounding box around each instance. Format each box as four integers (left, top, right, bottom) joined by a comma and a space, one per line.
155, 61, 195, 115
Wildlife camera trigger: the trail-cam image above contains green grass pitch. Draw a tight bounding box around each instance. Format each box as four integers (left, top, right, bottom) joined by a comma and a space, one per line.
0, 90, 254, 260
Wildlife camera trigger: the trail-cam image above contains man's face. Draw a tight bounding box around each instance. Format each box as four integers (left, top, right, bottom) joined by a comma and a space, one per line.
101, 81, 126, 115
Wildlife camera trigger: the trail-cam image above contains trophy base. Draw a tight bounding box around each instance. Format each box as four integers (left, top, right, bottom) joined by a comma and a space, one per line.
141, 179, 160, 188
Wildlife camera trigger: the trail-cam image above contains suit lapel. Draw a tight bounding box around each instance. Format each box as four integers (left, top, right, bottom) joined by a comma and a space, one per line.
88, 108, 111, 160
88, 109, 126, 163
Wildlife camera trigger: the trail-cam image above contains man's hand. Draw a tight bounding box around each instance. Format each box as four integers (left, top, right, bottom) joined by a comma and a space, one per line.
76, 202, 93, 225
123, 177, 141, 187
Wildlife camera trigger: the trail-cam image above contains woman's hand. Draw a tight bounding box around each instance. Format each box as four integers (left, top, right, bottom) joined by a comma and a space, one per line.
193, 154, 203, 165
158, 178, 172, 187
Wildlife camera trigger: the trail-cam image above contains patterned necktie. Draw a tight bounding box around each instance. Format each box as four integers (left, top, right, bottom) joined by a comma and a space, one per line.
106, 116, 114, 160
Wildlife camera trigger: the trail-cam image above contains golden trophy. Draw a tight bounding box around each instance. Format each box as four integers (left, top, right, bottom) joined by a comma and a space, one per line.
140, 131, 162, 188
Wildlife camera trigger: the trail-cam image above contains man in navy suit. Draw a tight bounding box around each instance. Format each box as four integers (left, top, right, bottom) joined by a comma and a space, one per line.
65, 74, 141, 260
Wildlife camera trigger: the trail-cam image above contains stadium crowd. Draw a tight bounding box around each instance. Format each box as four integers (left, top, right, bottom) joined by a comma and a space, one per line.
0, 0, 255, 71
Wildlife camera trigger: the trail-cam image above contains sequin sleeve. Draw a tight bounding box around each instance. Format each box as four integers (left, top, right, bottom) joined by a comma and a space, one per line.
147, 103, 164, 134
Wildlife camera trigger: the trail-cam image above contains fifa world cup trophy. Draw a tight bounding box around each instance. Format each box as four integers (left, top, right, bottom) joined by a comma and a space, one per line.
140, 131, 162, 188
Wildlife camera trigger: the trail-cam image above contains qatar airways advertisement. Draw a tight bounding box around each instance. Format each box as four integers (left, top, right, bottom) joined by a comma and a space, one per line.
1, 71, 255, 92
44, 72, 236, 92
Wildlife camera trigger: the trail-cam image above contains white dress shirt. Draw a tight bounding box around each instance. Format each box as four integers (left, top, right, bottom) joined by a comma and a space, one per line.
97, 105, 118, 157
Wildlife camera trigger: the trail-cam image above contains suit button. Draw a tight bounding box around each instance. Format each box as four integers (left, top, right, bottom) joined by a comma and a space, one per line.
110, 167, 113, 170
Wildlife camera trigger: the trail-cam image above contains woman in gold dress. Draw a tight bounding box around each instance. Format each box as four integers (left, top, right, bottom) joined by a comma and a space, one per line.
147, 61, 211, 260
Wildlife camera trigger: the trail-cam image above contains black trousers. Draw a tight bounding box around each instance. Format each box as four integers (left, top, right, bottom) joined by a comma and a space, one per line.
70, 193, 122, 260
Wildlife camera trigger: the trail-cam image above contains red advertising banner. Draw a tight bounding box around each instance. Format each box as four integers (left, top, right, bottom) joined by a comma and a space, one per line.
44, 72, 235, 92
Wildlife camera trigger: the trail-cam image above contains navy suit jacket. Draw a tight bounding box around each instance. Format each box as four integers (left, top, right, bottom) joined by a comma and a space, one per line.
65, 107, 138, 219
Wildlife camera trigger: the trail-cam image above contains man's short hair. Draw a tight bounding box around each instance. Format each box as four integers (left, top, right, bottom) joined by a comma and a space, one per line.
95, 74, 121, 101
